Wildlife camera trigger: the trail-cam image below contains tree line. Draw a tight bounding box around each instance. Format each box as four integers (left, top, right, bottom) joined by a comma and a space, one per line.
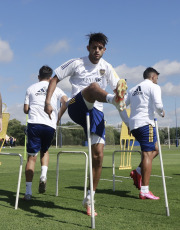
6, 119, 180, 146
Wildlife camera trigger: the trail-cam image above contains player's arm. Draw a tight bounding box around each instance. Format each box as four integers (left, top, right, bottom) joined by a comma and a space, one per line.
0, 93, 2, 132
57, 95, 68, 125
44, 75, 60, 119
152, 85, 165, 118
24, 104, 30, 114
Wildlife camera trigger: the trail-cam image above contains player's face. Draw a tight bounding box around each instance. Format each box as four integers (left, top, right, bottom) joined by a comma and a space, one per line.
87, 41, 106, 64
152, 73, 158, 84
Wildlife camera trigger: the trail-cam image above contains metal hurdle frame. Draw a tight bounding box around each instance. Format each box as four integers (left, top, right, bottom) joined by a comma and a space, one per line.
112, 150, 141, 191
86, 112, 95, 229
56, 151, 88, 199
154, 118, 170, 216
0, 152, 23, 209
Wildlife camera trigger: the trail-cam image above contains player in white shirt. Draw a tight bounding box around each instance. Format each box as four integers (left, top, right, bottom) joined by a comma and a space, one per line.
123, 67, 165, 200
23, 65, 68, 200
44, 33, 128, 216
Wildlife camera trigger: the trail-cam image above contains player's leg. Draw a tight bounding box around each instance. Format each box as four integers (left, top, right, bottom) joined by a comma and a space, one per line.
39, 125, 55, 193
24, 154, 37, 200
82, 81, 127, 111
91, 143, 104, 191
39, 150, 49, 193
83, 136, 104, 216
24, 123, 40, 200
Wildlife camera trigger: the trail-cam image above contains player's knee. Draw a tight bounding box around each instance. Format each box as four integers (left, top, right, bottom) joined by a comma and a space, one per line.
92, 150, 103, 167
88, 83, 100, 95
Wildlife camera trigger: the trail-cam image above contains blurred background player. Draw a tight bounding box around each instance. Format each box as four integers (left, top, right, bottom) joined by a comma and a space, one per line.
123, 67, 165, 200
23, 65, 68, 200
44, 32, 128, 215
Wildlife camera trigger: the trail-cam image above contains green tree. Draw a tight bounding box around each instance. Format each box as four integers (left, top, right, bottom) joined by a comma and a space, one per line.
7, 119, 26, 145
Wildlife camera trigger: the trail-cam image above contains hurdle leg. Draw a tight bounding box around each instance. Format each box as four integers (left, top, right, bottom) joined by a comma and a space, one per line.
154, 118, 170, 216
15, 156, 23, 210
86, 112, 95, 229
56, 152, 60, 196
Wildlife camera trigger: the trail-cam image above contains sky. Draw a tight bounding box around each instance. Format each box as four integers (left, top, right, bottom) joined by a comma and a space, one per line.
0, 0, 180, 128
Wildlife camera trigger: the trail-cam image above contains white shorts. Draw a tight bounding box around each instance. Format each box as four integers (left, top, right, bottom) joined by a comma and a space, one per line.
91, 134, 105, 145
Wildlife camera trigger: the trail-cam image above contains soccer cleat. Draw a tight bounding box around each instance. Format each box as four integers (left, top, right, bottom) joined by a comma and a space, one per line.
82, 197, 97, 216
130, 169, 142, 190
39, 176, 47, 194
139, 191, 160, 200
23, 194, 32, 201
114, 79, 128, 111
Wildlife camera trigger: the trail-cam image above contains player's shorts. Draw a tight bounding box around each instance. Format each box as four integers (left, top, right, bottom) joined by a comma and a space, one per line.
68, 92, 105, 141
27, 123, 55, 155
131, 125, 157, 152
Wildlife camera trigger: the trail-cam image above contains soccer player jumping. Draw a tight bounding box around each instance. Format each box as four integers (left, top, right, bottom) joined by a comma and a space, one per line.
123, 67, 165, 200
44, 33, 128, 215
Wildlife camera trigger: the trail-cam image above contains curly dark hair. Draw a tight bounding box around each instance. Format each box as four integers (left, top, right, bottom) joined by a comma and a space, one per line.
86, 32, 108, 46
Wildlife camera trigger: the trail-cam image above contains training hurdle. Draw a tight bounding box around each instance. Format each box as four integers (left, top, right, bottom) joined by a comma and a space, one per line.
0, 152, 23, 209
56, 151, 88, 198
112, 150, 141, 191
0, 104, 23, 209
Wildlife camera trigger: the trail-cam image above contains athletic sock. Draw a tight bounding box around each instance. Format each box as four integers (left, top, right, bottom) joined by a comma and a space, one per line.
106, 94, 114, 104
136, 166, 141, 175
40, 165, 48, 179
25, 182, 32, 195
87, 190, 95, 200
141, 185, 149, 194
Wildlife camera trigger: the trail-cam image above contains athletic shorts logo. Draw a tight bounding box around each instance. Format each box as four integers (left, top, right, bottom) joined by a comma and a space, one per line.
132, 86, 143, 96
69, 98, 76, 105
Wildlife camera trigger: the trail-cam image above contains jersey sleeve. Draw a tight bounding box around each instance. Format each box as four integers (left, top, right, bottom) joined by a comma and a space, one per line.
54, 59, 77, 81
107, 65, 120, 91
151, 85, 164, 117
24, 88, 30, 105
56, 87, 67, 100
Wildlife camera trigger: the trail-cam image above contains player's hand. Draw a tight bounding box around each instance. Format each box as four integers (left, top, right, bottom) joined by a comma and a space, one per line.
44, 103, 53, 119
161, 110, 165, 117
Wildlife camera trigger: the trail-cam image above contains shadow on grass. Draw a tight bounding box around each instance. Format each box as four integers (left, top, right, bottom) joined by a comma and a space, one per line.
0, 189, 91, 229
65, 186, 166, 216
66, 185, 137, 199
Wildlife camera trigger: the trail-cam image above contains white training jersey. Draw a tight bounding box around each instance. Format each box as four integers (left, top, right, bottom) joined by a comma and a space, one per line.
54, 56, 120, 111
125, 79, 164, 131
24, 81, 66, 129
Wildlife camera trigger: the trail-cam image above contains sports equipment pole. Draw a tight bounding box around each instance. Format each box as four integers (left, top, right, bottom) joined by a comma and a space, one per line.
154, 118, 170, 216
86, 112, 95, 229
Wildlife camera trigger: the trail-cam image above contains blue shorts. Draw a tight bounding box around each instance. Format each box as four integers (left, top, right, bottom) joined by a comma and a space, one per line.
131, 125, 157, 152
68, 92, 105, 140
27, 123, 55, 154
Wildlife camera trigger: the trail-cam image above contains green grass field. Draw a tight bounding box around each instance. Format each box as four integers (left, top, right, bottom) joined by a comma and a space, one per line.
0, 145, 180, 230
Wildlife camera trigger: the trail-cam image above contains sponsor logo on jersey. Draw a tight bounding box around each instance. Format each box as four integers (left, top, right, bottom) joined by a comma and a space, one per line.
132, 86, 143, 96
100, 69, 105, 76
35, 87, 47, 96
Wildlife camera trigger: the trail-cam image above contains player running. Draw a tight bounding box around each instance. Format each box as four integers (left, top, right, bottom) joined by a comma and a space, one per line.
44, 33, 128, 215
23, 65, 68, 200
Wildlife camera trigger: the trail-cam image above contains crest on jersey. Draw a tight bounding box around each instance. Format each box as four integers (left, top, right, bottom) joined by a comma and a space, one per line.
99, 69, 105, 76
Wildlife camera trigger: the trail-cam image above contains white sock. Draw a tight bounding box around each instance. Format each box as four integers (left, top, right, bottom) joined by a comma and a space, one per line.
106, 94, 114, 104
40, 165, 48, 179
141, 185, 149, 194
25, 182, 32, 195
87, 190, 95, 200
136, 167, 141, 175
